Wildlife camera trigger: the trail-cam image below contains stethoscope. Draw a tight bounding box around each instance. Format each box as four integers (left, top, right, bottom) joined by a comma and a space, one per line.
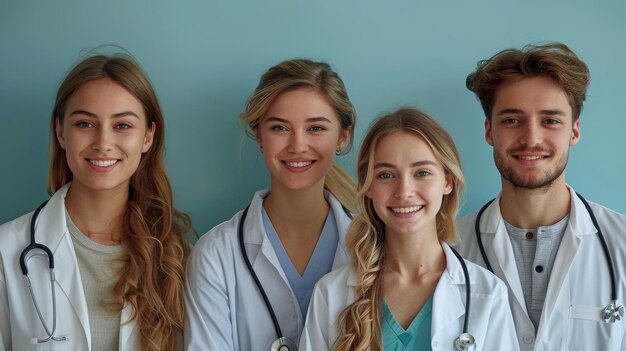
474, 193, 624, 325
19, 200, 68, 344
238, 204, 477, 351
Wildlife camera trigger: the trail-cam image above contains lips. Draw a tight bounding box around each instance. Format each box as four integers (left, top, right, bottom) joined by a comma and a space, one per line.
88, 159, 119, 167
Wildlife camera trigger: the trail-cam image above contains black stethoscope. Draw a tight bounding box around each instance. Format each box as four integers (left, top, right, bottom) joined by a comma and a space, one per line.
20, 200, 68, 344
238, 204, 477, 351
474, 193, 624, 324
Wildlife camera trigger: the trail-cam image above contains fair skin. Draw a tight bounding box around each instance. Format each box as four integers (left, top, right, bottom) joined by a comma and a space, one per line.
486, 76, 580, 228
254, 87, 350, 275
55, 77, 155, 245
366, 131, 453, 329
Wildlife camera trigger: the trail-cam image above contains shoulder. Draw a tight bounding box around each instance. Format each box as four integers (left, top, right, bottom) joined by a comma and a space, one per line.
464, 259, 507, 297
314, 265, 354, 295
0, 211, 35, 256
189, 209, 244, 266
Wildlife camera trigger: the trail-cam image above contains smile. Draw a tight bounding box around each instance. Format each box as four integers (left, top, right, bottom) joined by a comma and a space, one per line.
390, 206, 423, 214
285, 161, 313, 168
515, 155, 546, 160
89, 159, 118, 167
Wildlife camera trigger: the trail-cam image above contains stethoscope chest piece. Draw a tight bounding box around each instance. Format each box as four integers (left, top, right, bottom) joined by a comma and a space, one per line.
454, 333, 476, 351
270, 336, 297, 351
603, 300, 625, 323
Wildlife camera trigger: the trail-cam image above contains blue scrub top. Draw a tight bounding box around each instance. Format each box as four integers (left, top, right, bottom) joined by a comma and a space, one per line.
263, 208, 339, 319
382, 295, 433, 351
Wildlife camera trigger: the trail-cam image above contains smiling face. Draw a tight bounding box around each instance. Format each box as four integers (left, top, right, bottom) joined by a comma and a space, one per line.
486, 76, 580, 190
255, 87, 349, 193
365, 131, 452, 239
55, 78, 155, 195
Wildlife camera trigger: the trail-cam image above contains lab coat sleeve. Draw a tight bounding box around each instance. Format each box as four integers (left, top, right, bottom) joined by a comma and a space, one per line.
299, 283, 332, 351
0, 258, 10, 351
184, 241, 234, 351
481, 282, 520, 351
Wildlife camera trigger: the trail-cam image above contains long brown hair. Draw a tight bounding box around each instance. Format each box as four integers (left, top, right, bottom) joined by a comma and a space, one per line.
240, 58, 357, 212
49, 54, 192, 350
334, 108, 465, 351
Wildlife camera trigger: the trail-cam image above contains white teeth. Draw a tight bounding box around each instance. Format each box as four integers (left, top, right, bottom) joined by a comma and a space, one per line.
286, 161, 312, 168
391, 206, 422, 214
518, 155, 544, 160
90, 159, 117, 167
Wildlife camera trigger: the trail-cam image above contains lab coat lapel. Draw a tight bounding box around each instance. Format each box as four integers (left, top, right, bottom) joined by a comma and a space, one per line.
536, 187, 590, 344
483, 198, 528, 315
37, 183, 92, 349
431, 243, 466, 339
118, 302, 138, 350
243, 190, 290, 284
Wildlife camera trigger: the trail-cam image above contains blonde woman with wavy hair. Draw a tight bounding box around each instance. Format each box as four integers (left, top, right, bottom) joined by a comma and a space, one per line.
185, 58, 357, 350
300, 108, 518, 351
0, 54, 192, 351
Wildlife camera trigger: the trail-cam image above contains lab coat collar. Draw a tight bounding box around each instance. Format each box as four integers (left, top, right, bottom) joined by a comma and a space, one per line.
241, 188, 351, 267
431, 242, 468, 337
36, 182, 138, 350
345, 242, 467, 332
35, 182, 92, 349
477, 196, 528, 315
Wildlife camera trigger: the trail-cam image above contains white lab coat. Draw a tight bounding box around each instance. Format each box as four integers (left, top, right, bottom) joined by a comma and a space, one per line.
0, 183, 140, 351
300, 242, 520, 351
184, 189, 352, 351
456, 186, 626, 351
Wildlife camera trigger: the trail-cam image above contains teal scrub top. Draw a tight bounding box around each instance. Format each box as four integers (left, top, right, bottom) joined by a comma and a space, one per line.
382, 295, 433, 351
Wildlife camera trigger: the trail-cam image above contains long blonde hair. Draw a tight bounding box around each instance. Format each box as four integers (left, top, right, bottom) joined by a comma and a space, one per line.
334, 108, 465, 351
240, 58, 357, 212
49, 54, 192, 351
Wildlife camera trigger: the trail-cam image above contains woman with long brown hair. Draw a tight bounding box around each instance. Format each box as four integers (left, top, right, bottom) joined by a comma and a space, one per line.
0, 53, 192, 350
300, 108, 518, 351
185, 58, 356, 351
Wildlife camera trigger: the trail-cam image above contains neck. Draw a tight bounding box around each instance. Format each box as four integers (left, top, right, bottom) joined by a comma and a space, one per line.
384, 223, 445, 277
500, 178, 571, 228
263, 183, 330, 225
65, 183, 129, 245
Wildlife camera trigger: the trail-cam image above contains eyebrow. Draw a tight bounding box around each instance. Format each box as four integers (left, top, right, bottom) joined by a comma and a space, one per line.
69, 109, 140, 118
374, 160, 437, 169
496, 108, 566, 117
265, 116, 333, 124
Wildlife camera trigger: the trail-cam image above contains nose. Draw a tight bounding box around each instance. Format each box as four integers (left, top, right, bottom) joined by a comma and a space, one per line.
520, 121, 543, 146
92, 127, 114, 151
287, 130, 308, 154
394, 175, 415, 199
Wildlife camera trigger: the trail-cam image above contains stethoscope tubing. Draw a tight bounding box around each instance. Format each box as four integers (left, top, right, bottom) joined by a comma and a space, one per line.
238, 205, 285, 342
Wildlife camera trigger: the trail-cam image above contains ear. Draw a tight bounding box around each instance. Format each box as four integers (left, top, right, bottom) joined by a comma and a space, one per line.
570, 119, 581, 146
484, 118, 494, 146
337, 126, 352, 151
253, 126, 262, 146
142, 122, 156, 153
443, 174, 454, 195
55, 118, 66, 149
364, 188, 372, 199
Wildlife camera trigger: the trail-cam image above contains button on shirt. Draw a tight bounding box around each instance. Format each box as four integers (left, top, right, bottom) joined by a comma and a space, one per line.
504, 215, 569, 331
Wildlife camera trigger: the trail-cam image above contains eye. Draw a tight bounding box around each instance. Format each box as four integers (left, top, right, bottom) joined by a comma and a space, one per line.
115, 123, 132, 130
376, 172, 394, 180
544, 118, 560, 125
75, 121, 94, 128
501, 118, 519, 125
308, 125, 327, 132
416, 170, 431, 177
270, 125, 288, 132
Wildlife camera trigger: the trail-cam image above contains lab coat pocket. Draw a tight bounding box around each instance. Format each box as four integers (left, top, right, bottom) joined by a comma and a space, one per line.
567, 305, 622, 350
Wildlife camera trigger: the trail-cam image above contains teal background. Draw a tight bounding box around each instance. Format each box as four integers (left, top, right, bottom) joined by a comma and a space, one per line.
1, 1, 625, 236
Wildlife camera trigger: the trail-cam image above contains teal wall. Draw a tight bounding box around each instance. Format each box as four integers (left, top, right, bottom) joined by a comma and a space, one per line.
2, 1, 625, 236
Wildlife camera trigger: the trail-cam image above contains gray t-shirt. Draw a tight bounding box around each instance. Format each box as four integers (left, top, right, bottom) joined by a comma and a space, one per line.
66, 211, 125, 351
504, 215, 568, 332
